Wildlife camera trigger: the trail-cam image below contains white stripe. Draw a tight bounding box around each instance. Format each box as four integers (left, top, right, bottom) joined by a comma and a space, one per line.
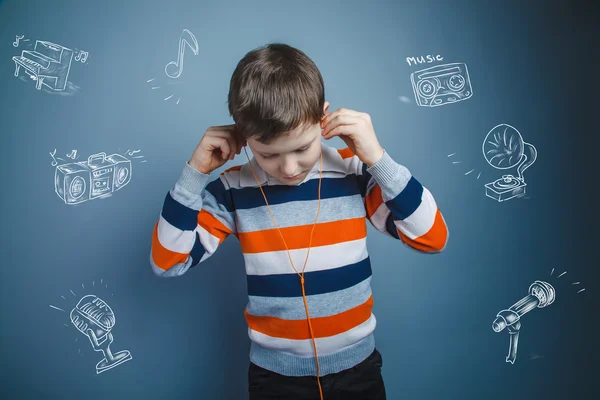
157, 215, 221, 255
157, 215, 195, 254
196, 225, 222, 255
369, 202, 391, 233
248, 314, 377, 357
320, 146, 361, 175
396, 187, 438, 240
244, 238, 368, 276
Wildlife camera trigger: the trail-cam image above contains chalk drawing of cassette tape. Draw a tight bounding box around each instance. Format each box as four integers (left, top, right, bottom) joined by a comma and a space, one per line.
410, 62, 473, 107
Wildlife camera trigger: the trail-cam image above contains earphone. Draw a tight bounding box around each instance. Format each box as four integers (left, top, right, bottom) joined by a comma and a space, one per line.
243, 146, 325, 400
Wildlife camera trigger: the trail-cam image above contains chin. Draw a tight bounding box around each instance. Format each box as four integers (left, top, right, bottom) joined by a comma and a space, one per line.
279, 172, 307, 184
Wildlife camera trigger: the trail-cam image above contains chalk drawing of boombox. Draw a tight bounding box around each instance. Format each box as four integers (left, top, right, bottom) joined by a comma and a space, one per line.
410, 62, 473, 107
55, 152, 132, 205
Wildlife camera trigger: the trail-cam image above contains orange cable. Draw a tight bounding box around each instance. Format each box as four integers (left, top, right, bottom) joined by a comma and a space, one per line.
243, 147, 325, 400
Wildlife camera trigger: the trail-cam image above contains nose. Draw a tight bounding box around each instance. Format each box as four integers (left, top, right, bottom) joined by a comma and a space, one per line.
281, 156, 298, 177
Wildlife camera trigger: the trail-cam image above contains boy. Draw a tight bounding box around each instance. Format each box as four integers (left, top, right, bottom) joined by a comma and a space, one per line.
150, 43, 448, 400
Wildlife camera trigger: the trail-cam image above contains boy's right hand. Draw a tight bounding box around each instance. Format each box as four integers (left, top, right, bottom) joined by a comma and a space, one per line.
188, 124, 247, 174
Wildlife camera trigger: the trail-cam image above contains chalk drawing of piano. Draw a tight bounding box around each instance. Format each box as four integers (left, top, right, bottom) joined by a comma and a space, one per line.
12, 40, 74, 91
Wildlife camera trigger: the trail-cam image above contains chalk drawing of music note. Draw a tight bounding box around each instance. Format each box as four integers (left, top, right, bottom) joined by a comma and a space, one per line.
50, 149, 58, 166
164, 29, 199, 79
75, 51, 89, 63
66, 150, 78, 160
13, 35, 24, 47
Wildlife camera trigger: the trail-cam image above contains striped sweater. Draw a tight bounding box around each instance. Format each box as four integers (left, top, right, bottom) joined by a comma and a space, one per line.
150, 143, 448, 376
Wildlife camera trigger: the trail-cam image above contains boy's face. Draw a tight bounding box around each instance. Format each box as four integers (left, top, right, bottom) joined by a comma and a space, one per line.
248, 102, 329, 185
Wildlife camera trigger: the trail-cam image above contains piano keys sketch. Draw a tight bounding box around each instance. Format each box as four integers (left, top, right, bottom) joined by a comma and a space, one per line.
11, 37, 89, 95
52, 149, 145, 205
12, 39, 73, 91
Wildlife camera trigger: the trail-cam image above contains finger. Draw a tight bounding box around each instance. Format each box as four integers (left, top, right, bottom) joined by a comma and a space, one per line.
206, 136, 232, 160
322, 115, 361, 138
226, 135, 238, 160
237, 131, 247, 152
216, 133, 237, 160
322, 114, 361, 134
211, 124, 237, 131
214, 131, 242, 159
322, 123, 359, 140
232, 130, 246, 154
321, 108, 361, 128
231, 125, 247, 149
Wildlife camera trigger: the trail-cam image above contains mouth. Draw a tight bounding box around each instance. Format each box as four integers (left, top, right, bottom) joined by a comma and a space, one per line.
282, 172, 304, 180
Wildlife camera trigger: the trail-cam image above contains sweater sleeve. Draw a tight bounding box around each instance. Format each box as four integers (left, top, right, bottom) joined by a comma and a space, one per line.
361, 150, 448, 253
150, 162, 237, 277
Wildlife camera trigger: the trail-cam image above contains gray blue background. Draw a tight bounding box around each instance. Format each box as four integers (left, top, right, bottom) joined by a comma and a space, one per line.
1, 0, 598, 399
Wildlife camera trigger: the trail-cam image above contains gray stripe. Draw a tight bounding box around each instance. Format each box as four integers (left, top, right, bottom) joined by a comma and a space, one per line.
236, 194, 366, 232
246, 276, 372, 319
149, 252, 192, 277
249, 333, 375, 376
171, 171, 237, 233
201, 189, 237, 232
365, 150, 412, 201
170, 186, 235, 235
172, 163, 211, 208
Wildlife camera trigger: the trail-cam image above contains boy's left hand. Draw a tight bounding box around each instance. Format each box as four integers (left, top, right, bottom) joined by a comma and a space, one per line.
321, 108, 384, 167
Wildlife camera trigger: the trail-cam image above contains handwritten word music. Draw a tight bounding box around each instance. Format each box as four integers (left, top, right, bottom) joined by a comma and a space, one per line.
406, 55, 444, 67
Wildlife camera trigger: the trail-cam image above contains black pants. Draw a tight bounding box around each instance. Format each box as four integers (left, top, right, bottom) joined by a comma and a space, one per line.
248, 348, 386, 400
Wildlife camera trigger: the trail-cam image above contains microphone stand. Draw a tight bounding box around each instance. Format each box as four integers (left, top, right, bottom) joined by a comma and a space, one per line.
492, 280, 555, 364
86, 328, 133, 374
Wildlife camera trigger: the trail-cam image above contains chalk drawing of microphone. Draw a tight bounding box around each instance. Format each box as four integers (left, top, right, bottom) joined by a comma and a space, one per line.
70, 295, 132, 374
492, 280, 555, 364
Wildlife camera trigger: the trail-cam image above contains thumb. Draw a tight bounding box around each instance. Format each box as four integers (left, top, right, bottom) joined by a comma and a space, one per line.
340, 135, 355, 152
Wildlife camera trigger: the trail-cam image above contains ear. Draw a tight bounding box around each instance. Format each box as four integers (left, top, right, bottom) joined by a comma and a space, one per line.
323, 101, 330, 114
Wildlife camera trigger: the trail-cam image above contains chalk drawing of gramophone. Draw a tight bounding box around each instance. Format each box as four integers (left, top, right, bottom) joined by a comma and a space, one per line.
482, 124, 537, 202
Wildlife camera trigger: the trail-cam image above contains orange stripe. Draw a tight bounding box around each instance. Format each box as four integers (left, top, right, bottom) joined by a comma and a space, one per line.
245, 295, 373, 340
398, 209, 448, 252
365, 184, 384, 219
223, 165, 242, 173
238, 217, 367, 253
197, 209, 234, 243
337, 147, 355, 159
151, 222, 190, 270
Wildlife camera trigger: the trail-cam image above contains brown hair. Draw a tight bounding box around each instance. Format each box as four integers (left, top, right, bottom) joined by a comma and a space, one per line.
227, 43, 325, 144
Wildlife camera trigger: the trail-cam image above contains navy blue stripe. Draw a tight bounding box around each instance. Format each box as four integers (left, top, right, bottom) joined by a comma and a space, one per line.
161, 192, 198, 231
385, 177, 423, 220
246, 257, 372, 297
230, 175, 362, 211
385, 214, 400, 239
357, 163, 371, 197
205, 178, 235, 212
190, 232, 206, 267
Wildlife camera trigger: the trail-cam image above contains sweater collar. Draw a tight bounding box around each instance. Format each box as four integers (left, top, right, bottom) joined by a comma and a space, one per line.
239, 142, 339, 188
